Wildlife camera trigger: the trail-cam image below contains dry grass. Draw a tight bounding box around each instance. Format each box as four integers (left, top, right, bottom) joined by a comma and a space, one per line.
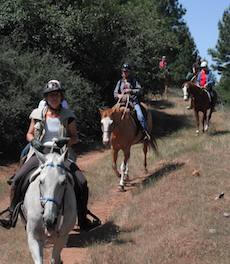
1, 89, 230, 263
86, 90, 230, 264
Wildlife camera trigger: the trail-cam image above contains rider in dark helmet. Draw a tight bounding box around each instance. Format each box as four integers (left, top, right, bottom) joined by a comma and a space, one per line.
114, 63, 151, 140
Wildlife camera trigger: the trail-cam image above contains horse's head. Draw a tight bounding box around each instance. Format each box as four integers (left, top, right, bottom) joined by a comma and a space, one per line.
35, 150, 69, 232
99, 108, 115, 146
182, 82, 190, 101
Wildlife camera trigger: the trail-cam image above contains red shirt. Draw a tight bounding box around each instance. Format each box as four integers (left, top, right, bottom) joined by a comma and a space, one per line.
159, 60, 167, 69
200, 69, 207, 87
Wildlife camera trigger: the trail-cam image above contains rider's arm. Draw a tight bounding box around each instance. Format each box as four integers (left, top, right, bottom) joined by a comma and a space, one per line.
67, 119, 79, 146
26, 119, 36, 142
114, 80, 122, 99
206, 72, 215, 87
196, 72, 201, 86
131, 80, 142, 96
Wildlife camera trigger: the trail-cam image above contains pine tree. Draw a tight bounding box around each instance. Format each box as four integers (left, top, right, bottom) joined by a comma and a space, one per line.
209, 6, 230, 103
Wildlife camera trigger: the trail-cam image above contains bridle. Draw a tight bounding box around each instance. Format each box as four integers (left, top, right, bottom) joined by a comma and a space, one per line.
39, 162, 67, 215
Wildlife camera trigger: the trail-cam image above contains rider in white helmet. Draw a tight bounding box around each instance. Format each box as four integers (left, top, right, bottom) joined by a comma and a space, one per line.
38, 80, 68, 109
196, 60, 217, 109
196, 61, 215, 89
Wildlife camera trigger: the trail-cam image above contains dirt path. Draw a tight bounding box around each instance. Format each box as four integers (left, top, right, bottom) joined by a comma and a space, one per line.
62, 148, 155, 264
0, 148, 142, 264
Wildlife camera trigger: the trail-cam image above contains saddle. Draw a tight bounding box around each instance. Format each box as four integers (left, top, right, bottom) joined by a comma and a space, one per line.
117, 102, 148, 137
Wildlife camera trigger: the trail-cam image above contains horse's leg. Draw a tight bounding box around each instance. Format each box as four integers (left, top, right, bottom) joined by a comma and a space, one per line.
143, 142, 148, 173
194, 110, 200, 135
112, 148, 120, 178
27, 228, 43, 264
120, 162, 129, 182
207, 108, 213, 130
203, 110, 209, 132
50, 235, 69, 264
119, 148, 130, 191
164, 84, 168, 99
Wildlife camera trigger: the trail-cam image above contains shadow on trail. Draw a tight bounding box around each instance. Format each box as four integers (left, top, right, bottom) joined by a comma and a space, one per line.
208, 130, 230, 137
146, 99, 175, 110
130, 161, 185, 188
66, 221, 123, 248
151, 109, 191, 138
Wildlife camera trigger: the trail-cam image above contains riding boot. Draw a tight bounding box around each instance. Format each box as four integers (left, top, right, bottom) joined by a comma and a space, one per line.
72, 169, 101, 232
143, 129, 151, 141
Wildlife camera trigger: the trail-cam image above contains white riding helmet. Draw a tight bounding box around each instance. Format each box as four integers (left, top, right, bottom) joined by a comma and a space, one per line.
200, 61, 208, 68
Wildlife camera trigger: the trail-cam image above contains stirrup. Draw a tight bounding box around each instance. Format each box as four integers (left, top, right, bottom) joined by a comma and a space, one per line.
143, 130, 151, 141
0, 207, 13, 229
80, 210, 101, 232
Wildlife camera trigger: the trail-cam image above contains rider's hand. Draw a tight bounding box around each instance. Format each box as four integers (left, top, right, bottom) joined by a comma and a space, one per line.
124, 88, 132, 94
56, 137, 69, 148
31, 139, 43, 152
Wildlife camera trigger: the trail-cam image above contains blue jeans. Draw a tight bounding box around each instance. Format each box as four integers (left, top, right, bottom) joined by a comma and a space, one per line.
134, 104, 148, 130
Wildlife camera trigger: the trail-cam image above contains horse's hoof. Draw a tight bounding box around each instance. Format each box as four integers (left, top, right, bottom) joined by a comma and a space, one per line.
196, 130, 199, 135
124, 174, 129, 182
118, 185, 126, 192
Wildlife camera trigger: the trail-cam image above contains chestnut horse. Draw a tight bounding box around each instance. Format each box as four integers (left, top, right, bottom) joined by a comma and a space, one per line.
100, 104, 158, 191
182, 81, 216, 134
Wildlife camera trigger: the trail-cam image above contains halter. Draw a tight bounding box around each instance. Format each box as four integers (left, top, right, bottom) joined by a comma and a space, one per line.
39, 162, 67, 210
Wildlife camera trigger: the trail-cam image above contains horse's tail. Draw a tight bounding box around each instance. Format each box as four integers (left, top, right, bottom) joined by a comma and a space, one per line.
148, 134, 159, 157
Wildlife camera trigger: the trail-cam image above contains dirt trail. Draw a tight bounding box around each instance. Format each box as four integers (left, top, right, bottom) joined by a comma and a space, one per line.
62, 149, 152, 264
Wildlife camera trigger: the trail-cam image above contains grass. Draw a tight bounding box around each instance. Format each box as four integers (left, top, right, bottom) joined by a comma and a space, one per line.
1, 89, 230, 263
85, 90, 230, 264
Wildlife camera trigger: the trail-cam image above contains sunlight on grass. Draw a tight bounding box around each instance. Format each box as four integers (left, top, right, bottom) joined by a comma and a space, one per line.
86, 95, 230, 264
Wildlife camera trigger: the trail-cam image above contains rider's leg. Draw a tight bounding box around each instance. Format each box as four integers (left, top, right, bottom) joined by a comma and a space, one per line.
0, 155, 39, 229
134, 104, 151, 140
65, 160, 101, 231
207, 86, 216, 111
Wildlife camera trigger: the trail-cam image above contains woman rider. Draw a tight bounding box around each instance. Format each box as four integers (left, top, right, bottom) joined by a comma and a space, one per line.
0, 80, 100, 231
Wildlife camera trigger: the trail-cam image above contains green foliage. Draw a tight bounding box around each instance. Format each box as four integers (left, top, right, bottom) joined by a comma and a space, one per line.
0, 44, 101, 157
209, 6, 230, 103
0, 0, 197, 157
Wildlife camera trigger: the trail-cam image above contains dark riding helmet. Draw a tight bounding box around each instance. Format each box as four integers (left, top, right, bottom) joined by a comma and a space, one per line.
121, 63, 131, 72
43, 80, 64, 96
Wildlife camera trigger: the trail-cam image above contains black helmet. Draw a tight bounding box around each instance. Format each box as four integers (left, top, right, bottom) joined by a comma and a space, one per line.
43, 80, 64, 96
121, 63, 131, 71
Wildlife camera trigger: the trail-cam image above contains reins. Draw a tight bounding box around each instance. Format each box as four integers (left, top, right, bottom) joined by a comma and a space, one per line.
114, 92, 130, 120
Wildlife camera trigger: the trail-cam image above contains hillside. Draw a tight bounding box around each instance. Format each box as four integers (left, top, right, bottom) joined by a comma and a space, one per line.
0, 89, 230, 264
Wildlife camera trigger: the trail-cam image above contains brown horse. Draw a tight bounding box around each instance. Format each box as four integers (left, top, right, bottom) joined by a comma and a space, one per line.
182, 81, 216, 134
100, 104, 158, 191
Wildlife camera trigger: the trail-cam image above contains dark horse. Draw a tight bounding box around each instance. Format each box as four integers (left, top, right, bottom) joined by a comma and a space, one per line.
182, 81, 217, 134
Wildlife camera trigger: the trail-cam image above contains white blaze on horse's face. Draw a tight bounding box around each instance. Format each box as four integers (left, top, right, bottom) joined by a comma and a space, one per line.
182, 83, 189, 101
101, 116, 113, 145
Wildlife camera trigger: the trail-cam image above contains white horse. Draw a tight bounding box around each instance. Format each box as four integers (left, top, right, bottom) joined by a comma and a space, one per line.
23, 150, 76, 264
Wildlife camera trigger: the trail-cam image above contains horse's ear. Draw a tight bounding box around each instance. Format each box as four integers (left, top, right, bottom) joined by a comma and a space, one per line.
98, 108, 103, 115
34, 149, 47, 164
59, 149, 68, 163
